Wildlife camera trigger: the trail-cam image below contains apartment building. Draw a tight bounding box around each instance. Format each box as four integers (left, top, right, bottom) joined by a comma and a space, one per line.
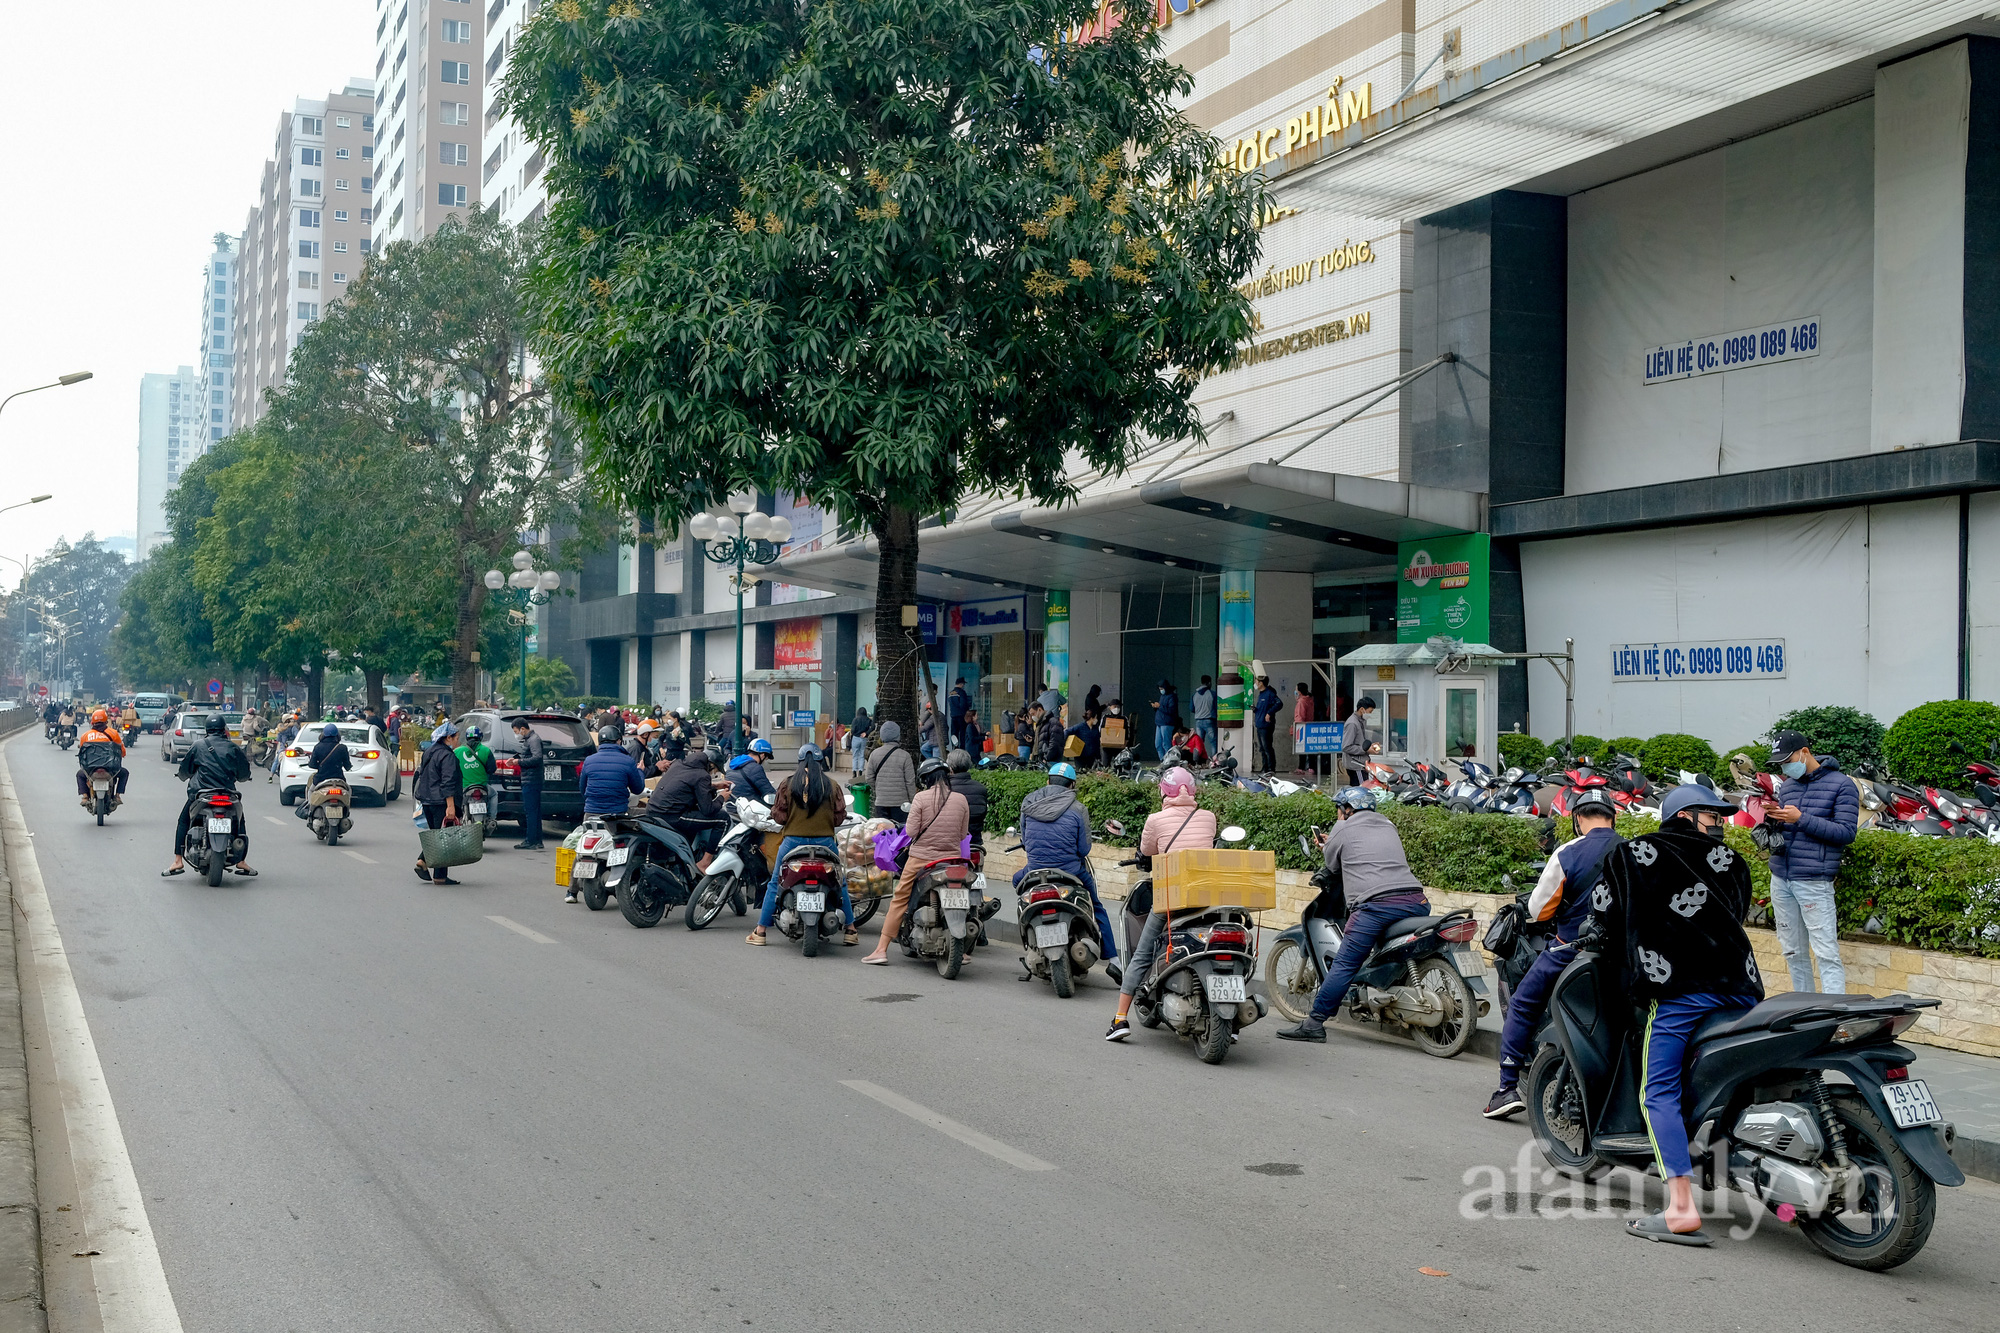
480, 0, 547, 229
373, 0, 484, 244
136, 368, 201, 559
194, 234, 236, 452
231, 83, 376, 428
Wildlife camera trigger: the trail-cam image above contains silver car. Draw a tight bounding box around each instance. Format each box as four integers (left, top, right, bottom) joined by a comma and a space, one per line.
279, 722, 402, 806
160, 709, 242, 761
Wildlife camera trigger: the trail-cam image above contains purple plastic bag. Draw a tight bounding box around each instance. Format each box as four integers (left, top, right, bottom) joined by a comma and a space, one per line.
960, 834, 973, 859
873, 827, 911, 874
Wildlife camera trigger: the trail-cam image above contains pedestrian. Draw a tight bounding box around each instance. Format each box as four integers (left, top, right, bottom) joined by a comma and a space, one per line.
720, 698, 740, 751
1190, 675, 1217, 758
948, 680, 971, 750
1152, 679, 1178, 763
1763, 729, 1859, 994
1251, 674, 1281, 773
1083, 683, 1102, 720
1341, 696, 1378, 786
862, 758, 971, 965
961, 709, 986, 759
413, 720, 465, 885
1291, 681, 1316, 776
1012, 705, 1036, 759
1033, 701, 1062, 765
511, 717, 547, 849
1063, 708, 1101, 767
746, 744, 857, 947
1104, 767, 1214, 1040
861, 719, 916, 824
848, 705, 872, 776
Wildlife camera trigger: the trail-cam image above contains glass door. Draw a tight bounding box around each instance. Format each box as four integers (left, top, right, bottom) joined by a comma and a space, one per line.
1440, 679, 1486, 764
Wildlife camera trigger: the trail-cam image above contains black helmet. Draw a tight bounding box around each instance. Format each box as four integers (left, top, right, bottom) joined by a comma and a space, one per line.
204, 713, 228, 735
918, 757, 952, 785
598, 722, 623, 745
1570, 787, 1617, 821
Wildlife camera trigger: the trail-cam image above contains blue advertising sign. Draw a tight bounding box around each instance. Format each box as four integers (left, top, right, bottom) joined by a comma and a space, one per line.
1642, 315, 1820, 385
790, 710, 816, 728
916, 603, 940, 644
1610, 639, 1786, 682
1294, 721, 1343, 754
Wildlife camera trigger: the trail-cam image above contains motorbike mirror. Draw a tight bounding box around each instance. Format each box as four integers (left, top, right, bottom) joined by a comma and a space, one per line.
1005, 824, 1018, 836
1220, 825, 1247, 843
1501, 873, 1514, 889
1103, 819, 1125, 836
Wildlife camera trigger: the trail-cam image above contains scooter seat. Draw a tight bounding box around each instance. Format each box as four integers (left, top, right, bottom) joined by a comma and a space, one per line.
1691, 990, 1896, 1044
1385, 915, 1446, 937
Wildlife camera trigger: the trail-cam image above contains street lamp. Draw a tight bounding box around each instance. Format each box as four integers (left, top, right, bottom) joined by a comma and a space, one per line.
0, 373, 92, 420
483, 549, 561, 709
0, 495, 51, 519
688, 494, 792, 756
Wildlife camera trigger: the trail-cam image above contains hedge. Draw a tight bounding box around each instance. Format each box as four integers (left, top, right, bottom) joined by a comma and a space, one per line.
1883, 700, 2000, 791
1607, 736, 1647, 762
1641, 733, 1727, 786
1770, 705, 1883, 773
1497, 732, 1548, 772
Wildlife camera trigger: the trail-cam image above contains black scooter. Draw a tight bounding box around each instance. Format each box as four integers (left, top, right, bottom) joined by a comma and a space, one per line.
1119, 825, 1270, 1065
599, 813, 703, 928
1527, 927, 1961, 1270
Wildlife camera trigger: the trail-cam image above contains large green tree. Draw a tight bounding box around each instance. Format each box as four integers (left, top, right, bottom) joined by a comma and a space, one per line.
12, 536, 132, 697
503, 0, 1263, 744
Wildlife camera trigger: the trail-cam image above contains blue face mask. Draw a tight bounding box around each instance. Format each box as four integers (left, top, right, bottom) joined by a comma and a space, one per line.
1781, 760, 1807, 780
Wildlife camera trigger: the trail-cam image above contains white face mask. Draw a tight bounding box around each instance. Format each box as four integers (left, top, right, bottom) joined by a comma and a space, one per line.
1781, 760, 1807, 780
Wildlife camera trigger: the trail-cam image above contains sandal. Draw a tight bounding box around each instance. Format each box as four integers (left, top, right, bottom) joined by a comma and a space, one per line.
1625, 1213, 1712, 1246
230, 866, 259, 877
844, 928, 860, 946
745, 930, 768, 946
861, 954, 889, 966
159, 866, 185, 878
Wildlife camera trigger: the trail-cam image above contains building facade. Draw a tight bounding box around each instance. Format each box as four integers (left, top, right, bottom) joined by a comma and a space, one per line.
480, 0, 548, 229
373, 0, 485, 245
137, 367, 201, 559
194, 235, 237, 454
232, 84, 377, 428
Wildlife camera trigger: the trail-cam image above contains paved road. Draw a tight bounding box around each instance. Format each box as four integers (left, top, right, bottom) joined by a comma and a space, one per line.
6, 729, 1999, 1332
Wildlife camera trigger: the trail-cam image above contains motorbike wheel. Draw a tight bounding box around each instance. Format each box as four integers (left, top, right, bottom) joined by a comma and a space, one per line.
205, 854, 226, 888
1196, 1009, 1232, 1065
1526, 1046, 1608, 1180
1048, 950, 1074, 999
1447, 799, 1475, 814
95, 798, 107, 826
937, 932, 966, 980
1797, 1092, 1937, 1271
1263, 937, 1318, 1023
850, 894, 880, 928
618, 879, 668, 929
327, 827, 340, 848
1407, 957, 1476, 1058
802, 915, 820, 958
583, 881, 609, 911
685, 873, 734, 930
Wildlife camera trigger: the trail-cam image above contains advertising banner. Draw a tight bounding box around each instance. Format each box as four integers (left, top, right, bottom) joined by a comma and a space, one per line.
1396, 533, 1490, 644
769, 491, 833, 604
1041, 590, 1069, 708
947, 597, 1024, 633
1217, 571, 1254, 725
1610, 639, 1787, 682
1642, 316, 1820, 385
773, 618, 822, 670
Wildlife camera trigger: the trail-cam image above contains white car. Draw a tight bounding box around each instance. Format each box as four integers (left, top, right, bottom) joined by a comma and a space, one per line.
279, 722, 402, 806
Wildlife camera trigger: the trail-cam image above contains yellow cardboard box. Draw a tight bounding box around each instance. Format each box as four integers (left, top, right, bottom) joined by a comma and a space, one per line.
1155, 848, 1278, 912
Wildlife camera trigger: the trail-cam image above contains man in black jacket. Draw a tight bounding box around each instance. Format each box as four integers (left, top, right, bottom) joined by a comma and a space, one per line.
414, 721, 465, 884
648, 746, 726, 870
512, 717, 548, 850
162, 714, 256, 877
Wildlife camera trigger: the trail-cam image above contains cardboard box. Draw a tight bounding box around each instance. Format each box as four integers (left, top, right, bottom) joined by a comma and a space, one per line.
1155, 848, 1278, 912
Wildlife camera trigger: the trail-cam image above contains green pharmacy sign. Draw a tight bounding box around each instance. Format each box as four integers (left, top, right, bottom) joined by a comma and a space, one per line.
1396, 533, 1490, 645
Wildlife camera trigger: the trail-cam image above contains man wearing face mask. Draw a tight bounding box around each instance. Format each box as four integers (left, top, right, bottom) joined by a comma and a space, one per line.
1763, 728, 1858, 994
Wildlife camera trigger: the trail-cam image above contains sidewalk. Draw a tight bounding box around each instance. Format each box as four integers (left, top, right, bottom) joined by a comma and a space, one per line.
1911, 1042, 2000, 1184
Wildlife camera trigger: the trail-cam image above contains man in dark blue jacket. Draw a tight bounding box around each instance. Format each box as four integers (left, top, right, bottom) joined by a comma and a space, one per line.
1764, 729, 1858, 993
579, 723, 645, 817
1251, 675, 1281, 773
1013, 763, 1118, 972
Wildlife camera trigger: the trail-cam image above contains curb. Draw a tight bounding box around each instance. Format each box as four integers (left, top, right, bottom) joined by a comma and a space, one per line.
1950, 1131, 2000, 1186
0, 716, 46, 1330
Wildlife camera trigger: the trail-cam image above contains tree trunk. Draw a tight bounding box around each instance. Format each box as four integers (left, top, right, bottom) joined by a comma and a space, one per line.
451, 583, 485, 718
871, 505, 924, 762
232, 672, 246, 712
306, 663, 324, 718
364, 667, 386, 715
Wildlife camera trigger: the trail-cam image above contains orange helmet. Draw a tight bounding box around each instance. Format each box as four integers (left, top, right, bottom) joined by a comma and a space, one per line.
90, 708, 109, 725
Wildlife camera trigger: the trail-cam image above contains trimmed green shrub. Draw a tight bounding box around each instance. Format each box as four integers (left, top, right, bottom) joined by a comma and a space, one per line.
1607, 737, 1647, 762
1837, 832, 2000, 957
1883, 700, 2000, 790
1076, 773, 1161, 842
1497, 732, 1548, 772
1642, 732, 1726, 785
1769, 706, 1882, 773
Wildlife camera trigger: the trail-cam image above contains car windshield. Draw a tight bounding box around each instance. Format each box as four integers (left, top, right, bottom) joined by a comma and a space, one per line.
135, 695, 170, 708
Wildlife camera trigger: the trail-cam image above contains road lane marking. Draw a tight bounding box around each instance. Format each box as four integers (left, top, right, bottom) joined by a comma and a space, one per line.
0, 744, 186, 1331
340, 849, 376, 865
486, 915, 557, 944
839, 1080, 1055, 1172
263, 815, 283, 826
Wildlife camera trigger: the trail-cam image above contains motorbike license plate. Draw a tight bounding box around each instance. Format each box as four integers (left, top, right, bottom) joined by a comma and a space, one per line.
607, 846, 629, 866
1880, 1078, 1941, 1129
939, 887, 971, 911
92, 779, 108, 791
1034, 921, 1069, 949
572, 860, 599, 878
795, 891, 826, 913
544, 765, 561, 782
1203, 974, 1248, 1003
470, 801, 488, 816
207, 817, 232, 833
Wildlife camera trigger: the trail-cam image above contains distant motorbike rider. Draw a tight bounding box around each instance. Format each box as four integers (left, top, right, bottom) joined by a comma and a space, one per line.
746, 744, 858, 948
1275, 787, 1429, 1044
296, 722, 353, 821
1014, 762, 1119, 976
728, 737, 779, 804
74, 708, 130, 808
646, 742, 727, 876
454, 724, 496, 795
161, 714, 255, 878
1482, 787, 1621, 1119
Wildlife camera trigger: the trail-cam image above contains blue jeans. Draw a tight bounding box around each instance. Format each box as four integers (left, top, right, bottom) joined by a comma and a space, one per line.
1011, 866, 1118, 962
1194, 719, 1216, 754
1154, 724, 1173, 761
1768, 875, 1844, 993
1308, 893, 1430, 1022
519, 779, 544, 845
760, 836, 851, 929
1641, 993, 1755, 1178
1497, 941, 1573, 1079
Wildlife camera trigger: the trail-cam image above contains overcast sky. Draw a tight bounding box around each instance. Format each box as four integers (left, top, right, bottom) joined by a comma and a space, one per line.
0, 2, 374, 590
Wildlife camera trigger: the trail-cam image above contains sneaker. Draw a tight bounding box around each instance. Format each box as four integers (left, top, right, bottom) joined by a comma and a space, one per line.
513, 841, 544, 851
1275, 1019, 1327, 1043
1483, 1085, 1526, 1120
562, 891, 577, 903
1104, 963, 1123, 986
1104, 1018, 1132, 1042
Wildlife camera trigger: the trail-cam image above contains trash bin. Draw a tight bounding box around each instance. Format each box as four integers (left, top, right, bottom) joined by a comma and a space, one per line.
850, 780, 871, 819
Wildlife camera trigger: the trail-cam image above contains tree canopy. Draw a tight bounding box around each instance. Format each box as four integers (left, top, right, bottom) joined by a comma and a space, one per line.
8, 536, 132, 698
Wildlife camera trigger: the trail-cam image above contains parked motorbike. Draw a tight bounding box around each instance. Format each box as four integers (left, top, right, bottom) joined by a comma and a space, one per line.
305, 776, 353, 846
183, 789, 249, 886
684, 796, 774, 930
1263, 830, 1487, 1057
1119, 825, 1269, 1064
768, 841, 848, 955
1527, 925, 1961, 1270
893, 855, 990, 979
602, 814, 703, 929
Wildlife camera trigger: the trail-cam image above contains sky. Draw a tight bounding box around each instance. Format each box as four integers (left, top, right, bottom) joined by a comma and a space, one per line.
0, 2, 375, 591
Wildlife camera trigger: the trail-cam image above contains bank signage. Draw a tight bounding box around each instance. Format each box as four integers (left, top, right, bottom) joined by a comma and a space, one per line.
1642, 315, 1820, 385
949, 597, 1024, 634
1610, 639, 1787, 682
1396, 533, 1489, 644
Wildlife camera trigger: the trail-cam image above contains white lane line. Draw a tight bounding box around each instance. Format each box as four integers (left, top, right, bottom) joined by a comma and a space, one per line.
485, 915, 557, 944
340, 849, 376, 865
0, 746, 186, 1331
263, 815, 283, 826
839, 1080, 1055, 1172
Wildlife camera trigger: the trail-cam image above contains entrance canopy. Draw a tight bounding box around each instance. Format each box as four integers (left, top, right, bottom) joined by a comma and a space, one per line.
766, 464, 1484, 602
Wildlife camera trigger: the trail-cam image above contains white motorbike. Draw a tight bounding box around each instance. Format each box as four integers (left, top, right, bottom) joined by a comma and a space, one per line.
684, 796, 778, 930
305, 776, 353, 847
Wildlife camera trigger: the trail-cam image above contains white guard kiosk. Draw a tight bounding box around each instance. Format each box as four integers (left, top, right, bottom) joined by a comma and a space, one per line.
1334, 640, 1512, 773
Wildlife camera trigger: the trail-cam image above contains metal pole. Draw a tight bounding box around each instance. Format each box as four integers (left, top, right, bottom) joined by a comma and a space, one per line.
518, 600, 529, 710
734, 538, 745, 757
1564, 637, 1575, 750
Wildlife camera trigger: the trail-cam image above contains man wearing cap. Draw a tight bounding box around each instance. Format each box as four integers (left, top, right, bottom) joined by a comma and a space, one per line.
1251, 675, 1281, 774
1764, 729, 1858, 994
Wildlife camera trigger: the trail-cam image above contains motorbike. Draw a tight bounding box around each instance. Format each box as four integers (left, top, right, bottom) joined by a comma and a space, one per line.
568, 815, 619, 911
1120, 825, 1270, 1064
1526, 926, 1961, 1270
1481, 865, 1550, 1008
463, 781, 498, 839
601, 813, 703, 929
1006, 820, 1117, 998
767, 841, 848, 955
684, 796, 774, 929
304, 776, 353, 846
1263, 830, 1487, 1058
56, 722, 76, 751
84, 766, 119, 825
183, 788, 249, 886
893, 855, 993, 979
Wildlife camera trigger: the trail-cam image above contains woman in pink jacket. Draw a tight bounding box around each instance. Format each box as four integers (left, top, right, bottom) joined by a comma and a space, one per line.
1104, 768, 1216, 1041
862, 759, 971, 964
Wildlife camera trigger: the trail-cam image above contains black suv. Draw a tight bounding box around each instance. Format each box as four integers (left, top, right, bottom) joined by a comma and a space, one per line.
451, 710, 598, 832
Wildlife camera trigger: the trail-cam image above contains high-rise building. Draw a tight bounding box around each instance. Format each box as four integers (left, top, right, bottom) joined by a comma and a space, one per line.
137, 368, 201, 559
480, 0, 546, 230
231, 83, 376, 428
195, 234, 237, 450
373, 0, 485, 245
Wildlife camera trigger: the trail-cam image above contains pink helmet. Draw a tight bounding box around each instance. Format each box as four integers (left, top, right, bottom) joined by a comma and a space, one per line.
1159, 766, 1196, 797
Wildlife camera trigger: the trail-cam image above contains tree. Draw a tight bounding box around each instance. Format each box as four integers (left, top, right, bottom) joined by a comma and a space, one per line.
14, 536, 132, 697
503, 0, 1263, 747
522, 655, 577, 707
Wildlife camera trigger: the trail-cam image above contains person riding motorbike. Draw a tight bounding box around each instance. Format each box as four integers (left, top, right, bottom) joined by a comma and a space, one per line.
118, 700, 141, 742
296, 722, 354, 820
1103, 766, 1216, 1041
74, 708, 130, 809
645, 742, 727, 876
1014, 762, 1120, 977
1275, 786, 1431, 1044
1482, 786, 1621, 1119
728, 737, 778, 804
861, 758, 971, 966
455, 724, 496, 795
746, 744, 858, 947
161, 714, 256, 877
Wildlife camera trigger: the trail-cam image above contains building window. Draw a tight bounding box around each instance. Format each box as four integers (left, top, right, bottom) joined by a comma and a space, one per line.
212, 317, 225, 332
299, 209, 320, 227
336, 115, 351, 128
333, 272, 348, 283
363, 113, 374, 131
361, 208, 373, 224
212, 390, 224, 403
299, 240, 320, 258
212, 262, 228, 275
361, 176, 373, 192
333, 240, 348, 253
442, 18, 472, 41
335, 146, 350, 159
362, 145, 374, 160
440, 101, 468, 124
299, 178, 322, 197
298, 302, 318, 320
442, 60, 470, 85
333, 209, 349, 222
360, 237, 373, 253
300, 147, 323, 166
299, 115, 324, 136
438, 182, 467, 207
299, 271, 319, 289
212, 298, 226, 312
213, 280, 227, 294
439, 141, 467, 166
211, 409, 224, 423
334, 178, 350, 190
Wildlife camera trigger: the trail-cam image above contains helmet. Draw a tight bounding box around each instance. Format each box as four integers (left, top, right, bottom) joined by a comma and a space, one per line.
1159, 766, 1195, 797
1333, 786, 1375, 812
90, 708, 108, 725
1046, 761, 1078, 785
204, 714, 228, 735
748, 738, 773, 756
1659, 783, 1738, 824
1570, 786, 1618, 821
598, 723, 622, 744
464, 725, 483, 742
918, 757, 952, 784
797, 743, 823, 762
321, 723, 340, 739
945, 748, 972, 773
